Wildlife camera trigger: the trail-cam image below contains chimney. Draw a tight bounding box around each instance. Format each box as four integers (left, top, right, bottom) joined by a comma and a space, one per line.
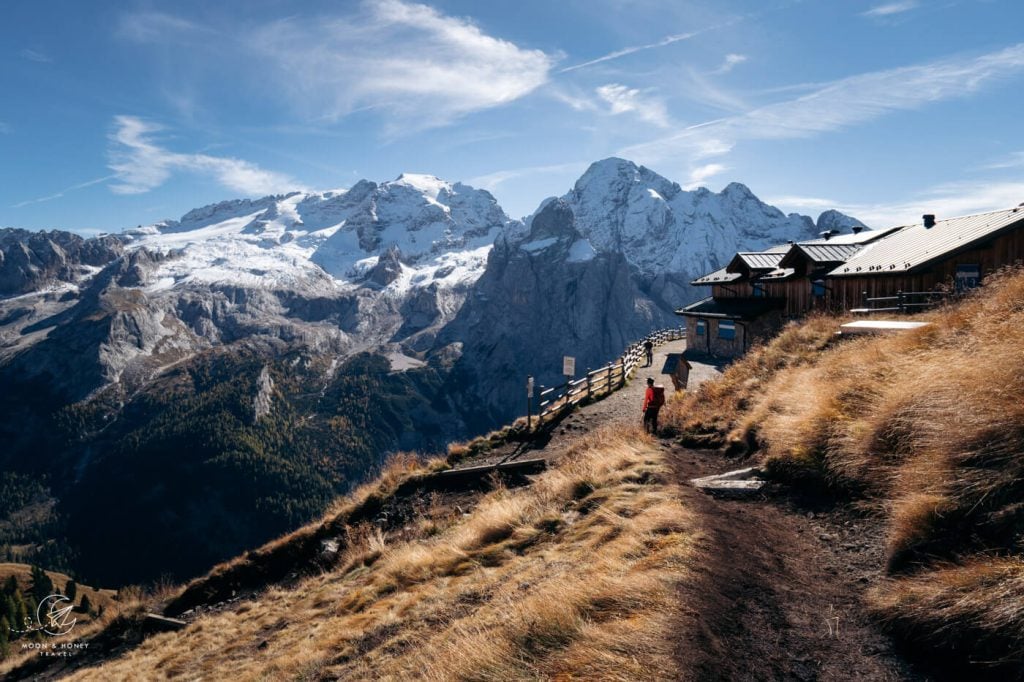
851, 226, 864, 234
923, 214, 936, 228
819, 229, 835, 241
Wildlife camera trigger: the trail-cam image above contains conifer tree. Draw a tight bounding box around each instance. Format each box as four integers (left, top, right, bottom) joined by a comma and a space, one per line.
28, 565, 53, 604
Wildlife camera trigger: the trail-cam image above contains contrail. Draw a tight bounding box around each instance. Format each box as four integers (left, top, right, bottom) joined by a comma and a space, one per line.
557, 0, 807, 74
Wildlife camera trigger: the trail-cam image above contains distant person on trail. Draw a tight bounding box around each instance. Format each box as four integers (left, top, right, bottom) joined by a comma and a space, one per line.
642, 377, 665, 434
643, 339, 654, 367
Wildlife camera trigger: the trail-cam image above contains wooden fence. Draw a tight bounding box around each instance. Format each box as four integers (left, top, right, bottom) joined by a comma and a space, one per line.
531, 327, 686, 425
856, 289, 950, 314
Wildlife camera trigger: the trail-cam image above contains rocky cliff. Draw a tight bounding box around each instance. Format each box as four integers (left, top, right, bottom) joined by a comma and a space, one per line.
440, 198, 670, 427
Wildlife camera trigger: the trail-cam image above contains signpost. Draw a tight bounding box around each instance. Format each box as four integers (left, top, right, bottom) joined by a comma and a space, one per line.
526, 375, 534, 429
562, 355, 576, 378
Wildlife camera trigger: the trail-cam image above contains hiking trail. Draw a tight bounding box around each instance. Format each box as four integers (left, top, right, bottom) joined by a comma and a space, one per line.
510, 339, 924, 680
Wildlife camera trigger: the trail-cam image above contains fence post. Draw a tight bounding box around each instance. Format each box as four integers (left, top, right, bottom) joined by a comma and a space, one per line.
586, 368, 592, 400
862, 291, 868, 309
897, 290, 904, 314
526, 375, 532, 430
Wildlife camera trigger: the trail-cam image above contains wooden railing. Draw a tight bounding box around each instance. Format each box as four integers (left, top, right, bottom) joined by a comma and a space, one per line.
531, 327, 686, 425
857, 290, 949, 314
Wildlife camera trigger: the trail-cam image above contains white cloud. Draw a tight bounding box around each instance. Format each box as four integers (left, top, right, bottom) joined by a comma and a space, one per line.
686, 163, 728, 189
467, 161, 587, 193
596, 84, 670, 127
245, 0, 553, 131
862, 1, 919, 18
620, 43, 1024, 165
549, 87, 600, 112
769, 179, 1024, 229
679, 69, 748, 112
108, 116, 300, 196
20, 48, 53, 63
980, 151, 1024, 170
117, 11, 210, 41
714, 53, 747, 74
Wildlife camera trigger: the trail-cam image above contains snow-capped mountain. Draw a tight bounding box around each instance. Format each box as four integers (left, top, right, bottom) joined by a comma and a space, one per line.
121, 173, 512, 296
546, 158, 818, 277
517, 157, 848, 310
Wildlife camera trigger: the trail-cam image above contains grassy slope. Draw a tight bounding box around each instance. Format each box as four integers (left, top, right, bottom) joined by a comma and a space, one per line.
0, 564, 126, 675
665, 266, 1024, 675
63, 427, 697, 681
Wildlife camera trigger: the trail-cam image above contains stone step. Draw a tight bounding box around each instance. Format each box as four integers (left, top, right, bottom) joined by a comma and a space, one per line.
691, 467, 766, 496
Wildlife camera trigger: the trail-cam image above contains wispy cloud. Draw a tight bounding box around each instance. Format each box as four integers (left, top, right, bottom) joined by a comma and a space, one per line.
980, 151, 1024, 170
596, 84, 670, 127
549, 87, 600, 112
117, 11, 211, 41
686, 163, 728, 189
12, 175, 116, 208
769, 179, 1024, 228
19, 48, 53, 63
467, 161, 587, 193
248, 0, 552, 131
117, 2, 552, 132
679, 69, 748, 112
108, 116, 301, 196
621, 43, 1024, 165
714, 53, 747, 74
862, 1, 919, 18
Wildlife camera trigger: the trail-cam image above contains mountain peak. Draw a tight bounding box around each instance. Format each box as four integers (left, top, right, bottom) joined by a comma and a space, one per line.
721, 182, 754, 199
816, 209, 868, 232
583, 157, 639, 176
527, 198, 578, 242
390, 173, 450, 199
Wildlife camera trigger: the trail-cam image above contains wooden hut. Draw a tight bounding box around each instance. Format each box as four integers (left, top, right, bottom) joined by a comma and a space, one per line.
825, 207, 1024, 311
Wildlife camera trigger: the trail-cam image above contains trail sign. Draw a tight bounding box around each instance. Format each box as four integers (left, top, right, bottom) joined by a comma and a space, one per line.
527, 375, 534, 396
562, 356, 576, 377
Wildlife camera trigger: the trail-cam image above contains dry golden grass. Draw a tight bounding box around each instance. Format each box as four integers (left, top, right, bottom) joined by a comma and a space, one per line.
0, 576, 172, 677
64, 426, 698, 681
664, 266, 1024, 671
869, 558, 1024, 670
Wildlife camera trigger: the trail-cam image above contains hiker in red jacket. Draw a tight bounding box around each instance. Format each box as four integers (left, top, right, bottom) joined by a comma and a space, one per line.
642, 377, 665, 434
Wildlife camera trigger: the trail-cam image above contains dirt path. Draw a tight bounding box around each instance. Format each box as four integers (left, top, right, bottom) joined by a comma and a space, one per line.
540, 338, 721, 445
523, 340, 922, 680
665, 445, 923, 681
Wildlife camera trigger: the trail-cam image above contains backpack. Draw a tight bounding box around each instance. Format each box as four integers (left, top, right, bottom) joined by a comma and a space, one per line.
650, 385, 665, 408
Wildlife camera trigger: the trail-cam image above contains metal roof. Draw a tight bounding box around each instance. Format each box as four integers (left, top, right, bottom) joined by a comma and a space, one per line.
800, 226, 901, 246
828, 207, 1024, 278
780, 243, 862, 268
675, 296, 785, 320
691, 266, 743, 286
760, 267, 797, 281
728, 251, 786, 272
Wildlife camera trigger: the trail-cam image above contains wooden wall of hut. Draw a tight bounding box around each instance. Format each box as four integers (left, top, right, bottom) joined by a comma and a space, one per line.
826, 226, 1024, 311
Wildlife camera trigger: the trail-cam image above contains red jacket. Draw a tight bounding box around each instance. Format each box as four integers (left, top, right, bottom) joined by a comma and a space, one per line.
644, 386, 664, 410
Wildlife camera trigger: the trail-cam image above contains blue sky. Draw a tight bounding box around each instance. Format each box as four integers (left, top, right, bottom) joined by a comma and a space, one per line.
2, 0, 1023, 234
